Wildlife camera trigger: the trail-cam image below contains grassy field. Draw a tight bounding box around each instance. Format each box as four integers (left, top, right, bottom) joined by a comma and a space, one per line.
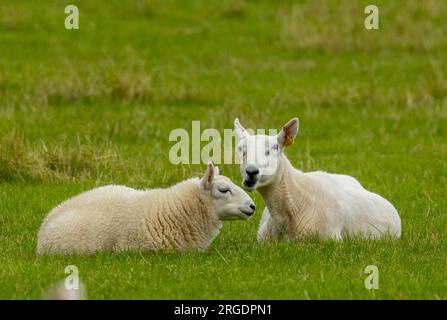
1, 0, 446, 299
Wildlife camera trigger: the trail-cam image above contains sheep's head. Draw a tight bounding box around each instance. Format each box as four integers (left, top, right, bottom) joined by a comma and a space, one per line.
199, 162, 256, 220
234, 117, 299, 191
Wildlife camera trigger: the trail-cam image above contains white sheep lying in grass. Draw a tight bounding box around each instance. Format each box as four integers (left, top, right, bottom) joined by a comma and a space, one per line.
234, 118, 401, 241
37, 163, 255, 255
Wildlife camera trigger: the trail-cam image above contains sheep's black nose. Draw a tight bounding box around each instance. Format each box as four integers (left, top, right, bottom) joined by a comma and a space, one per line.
246, 168, 259, 176
250, 204, 256, 211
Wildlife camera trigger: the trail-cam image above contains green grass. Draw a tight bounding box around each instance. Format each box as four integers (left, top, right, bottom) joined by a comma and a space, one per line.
1, 0, 446, 299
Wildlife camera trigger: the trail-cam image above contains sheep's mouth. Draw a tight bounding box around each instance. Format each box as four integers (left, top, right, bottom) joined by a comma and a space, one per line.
243, 179, 257, 190
239, 209, 254, 217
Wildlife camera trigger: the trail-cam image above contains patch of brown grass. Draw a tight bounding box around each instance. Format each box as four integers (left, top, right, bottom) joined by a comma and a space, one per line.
278, 0, 447, 52
36, 61, 154, 106
222, 0, 246, 19
0, 131, 126, 183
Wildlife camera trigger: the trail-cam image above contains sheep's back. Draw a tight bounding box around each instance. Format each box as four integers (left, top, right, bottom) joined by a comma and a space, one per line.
37, 185, 145, 255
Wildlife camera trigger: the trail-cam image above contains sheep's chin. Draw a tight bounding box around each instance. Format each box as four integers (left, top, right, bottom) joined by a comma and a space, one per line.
242, 179, 258, 191
218, 211, 251, 221
243, 178, 273, 191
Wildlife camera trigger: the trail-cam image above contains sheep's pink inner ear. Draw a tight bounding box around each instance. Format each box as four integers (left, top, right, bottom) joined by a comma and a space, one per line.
278, 118, 298, 147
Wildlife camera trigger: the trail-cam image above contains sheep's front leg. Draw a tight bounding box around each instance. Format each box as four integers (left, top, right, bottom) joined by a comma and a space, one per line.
257, 208, 281, 242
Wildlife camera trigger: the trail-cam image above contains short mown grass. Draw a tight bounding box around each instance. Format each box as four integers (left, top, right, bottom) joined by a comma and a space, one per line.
0, 0, 446, 299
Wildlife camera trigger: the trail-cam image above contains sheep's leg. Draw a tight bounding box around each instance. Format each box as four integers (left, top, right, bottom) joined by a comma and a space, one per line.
325, 232, 343, 241
257, 208, 280, 242
257, 208, 271, 241
321, 228, 343, 241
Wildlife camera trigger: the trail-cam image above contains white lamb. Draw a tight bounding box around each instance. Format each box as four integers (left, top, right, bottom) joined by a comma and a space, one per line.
37, 163, 256, 255
234, 118, 401, 241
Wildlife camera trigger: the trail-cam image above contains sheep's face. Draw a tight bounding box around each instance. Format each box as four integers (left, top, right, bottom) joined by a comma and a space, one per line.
234, 118, 299, 191
235, 134, 280, 190
200, 163, 256, 220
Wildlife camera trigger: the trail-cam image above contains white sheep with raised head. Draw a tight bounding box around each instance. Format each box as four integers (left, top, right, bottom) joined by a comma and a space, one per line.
37, 163, 256, 255
234, 118, 401, 241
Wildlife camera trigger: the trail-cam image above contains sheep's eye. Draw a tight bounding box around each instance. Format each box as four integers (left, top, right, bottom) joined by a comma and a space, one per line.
272, 144, 278, 150
265, 150, 270, 156
218, 187, 231, 194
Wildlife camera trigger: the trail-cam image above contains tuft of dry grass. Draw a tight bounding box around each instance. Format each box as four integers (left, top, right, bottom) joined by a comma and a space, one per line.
0, 131, 49, 182
0, 4, 30, 30
222, 0, 246, 19
134, 0, 155, 18
0, 131, 126, 183
0, 59, 208, 111
278, 0, 447, 52
35, 61, 154, 106
105, 68, 154, 102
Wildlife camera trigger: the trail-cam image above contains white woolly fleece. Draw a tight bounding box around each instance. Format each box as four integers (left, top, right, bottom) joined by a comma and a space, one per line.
37, 179, 222, 255
257, 154, 402, 241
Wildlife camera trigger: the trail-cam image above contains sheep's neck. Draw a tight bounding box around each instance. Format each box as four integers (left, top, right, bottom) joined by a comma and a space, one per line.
185, 188, 222, 249
258, 154, 324, 238
143, 180, 221, 250
171, 183, 221, 249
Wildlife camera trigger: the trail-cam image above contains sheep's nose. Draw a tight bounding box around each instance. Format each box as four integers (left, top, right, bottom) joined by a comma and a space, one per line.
245, 168, 259, 176
250, 203, 256, 211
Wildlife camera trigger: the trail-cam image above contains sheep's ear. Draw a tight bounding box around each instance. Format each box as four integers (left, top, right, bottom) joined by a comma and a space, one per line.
234, 118, 247, 140
277, 118, 299, 147
214, 166, 220, 176
200, 162, 215, 190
